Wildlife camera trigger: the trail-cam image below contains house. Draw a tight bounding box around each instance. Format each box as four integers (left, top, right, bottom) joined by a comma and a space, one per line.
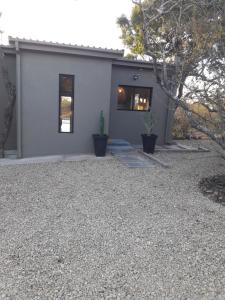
0, 37, 174, 158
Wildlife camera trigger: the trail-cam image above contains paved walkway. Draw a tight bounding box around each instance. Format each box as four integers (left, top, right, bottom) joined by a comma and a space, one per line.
108, 139, 156, 168
0, 140, 209, 168
108, 139, 209, 169
112, 151, 156, 168
0, 153, 112, 166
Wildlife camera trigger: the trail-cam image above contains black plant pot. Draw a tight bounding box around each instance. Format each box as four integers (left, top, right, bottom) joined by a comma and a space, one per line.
92, 134, 108, 157
141, 134, 158, 154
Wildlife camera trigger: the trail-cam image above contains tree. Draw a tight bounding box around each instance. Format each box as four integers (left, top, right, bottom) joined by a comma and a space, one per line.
117, 0, 225, 151
117, 5, 144, 57
0, 16, 16, 158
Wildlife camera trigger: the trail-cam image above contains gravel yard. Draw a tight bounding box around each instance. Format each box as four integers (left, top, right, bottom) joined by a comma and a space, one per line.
1, 141, 225, 299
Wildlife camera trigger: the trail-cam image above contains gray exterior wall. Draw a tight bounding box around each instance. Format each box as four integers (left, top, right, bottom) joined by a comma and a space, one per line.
109, 65, 170, 145
0, 54, 17, 150
1, 38, 173, 157
20, 51, 112, 157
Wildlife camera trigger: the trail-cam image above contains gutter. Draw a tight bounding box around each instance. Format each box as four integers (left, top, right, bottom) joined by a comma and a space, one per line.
8, 37, 124, 60
15, 39, 22, 158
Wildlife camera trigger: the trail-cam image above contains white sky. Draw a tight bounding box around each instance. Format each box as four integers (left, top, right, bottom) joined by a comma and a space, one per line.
0, 0, 133, 49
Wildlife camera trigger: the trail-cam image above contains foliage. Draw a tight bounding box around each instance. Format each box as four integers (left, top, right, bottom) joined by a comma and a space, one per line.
172, 107, 190, 139
99, 110, 105, 135
199, 174, 225, 205
118, 0, 225, 61
117, 5, 144, 57
118, 0, 225, 151
0, 13, 16, 158
0, 47, 16, 158
61, 97, 72, 118
172, 103, 218, 139
142, 110, 154, 135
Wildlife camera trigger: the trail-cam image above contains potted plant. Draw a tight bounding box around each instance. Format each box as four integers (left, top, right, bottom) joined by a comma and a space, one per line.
141, 111, 158, 154
93, 110, 108, 157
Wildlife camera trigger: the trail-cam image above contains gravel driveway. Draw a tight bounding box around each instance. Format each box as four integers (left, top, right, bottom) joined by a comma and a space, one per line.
1, 141, 225, 299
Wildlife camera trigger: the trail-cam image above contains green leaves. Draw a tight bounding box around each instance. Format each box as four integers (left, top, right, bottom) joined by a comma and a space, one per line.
117, 4, 144, 55
99, 110, 105, 136
142, 111, 155, 135
118, 0, 225, 63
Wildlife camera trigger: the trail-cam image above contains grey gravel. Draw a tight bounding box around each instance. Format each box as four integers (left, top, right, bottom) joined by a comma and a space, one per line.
1, 141, 225, 299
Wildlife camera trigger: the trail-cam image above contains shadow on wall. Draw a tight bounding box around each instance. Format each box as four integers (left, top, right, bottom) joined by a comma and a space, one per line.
0, 54, 17, 154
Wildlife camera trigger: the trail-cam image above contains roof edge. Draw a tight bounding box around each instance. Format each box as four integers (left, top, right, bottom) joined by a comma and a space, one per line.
113, 57, 175, 70
8, 37, 124, 57
0, 44, 16, 55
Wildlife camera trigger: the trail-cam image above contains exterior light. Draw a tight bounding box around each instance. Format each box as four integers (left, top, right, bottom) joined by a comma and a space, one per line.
133, 74, 140, 80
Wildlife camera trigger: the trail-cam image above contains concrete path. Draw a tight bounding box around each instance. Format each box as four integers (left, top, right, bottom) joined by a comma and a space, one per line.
0, 154, 112, 167
108, 139, 210, 169
108, 139, 156, 168
112, 151, 156, 168
0, 140, 209, 168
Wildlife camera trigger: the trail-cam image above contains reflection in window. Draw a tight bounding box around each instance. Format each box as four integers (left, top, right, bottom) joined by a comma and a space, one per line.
117, 86, 133, 110
117, 85, 152, 111
60, 96, 72, 133
59, 75, 74, 133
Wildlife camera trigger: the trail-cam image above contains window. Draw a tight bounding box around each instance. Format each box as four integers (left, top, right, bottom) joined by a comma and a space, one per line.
117, 85, 152, 111
59, 74, 74, 133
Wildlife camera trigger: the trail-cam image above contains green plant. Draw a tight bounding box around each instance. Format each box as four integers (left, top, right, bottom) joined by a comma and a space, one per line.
99, 110, 105, 135
172, 107, 191, 139
143, 111, 154, 135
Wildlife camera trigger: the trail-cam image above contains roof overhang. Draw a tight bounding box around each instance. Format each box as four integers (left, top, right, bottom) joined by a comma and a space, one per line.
8, 37, 124, 60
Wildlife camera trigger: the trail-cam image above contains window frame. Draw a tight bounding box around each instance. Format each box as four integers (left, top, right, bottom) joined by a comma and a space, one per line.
117, 85, 153, 112
58, 74, 75, 133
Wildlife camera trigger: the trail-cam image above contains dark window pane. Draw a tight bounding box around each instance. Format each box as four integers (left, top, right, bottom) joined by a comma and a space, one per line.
117, 86, 133, 110
117, 85, 152, 111
60, 76, 73, 94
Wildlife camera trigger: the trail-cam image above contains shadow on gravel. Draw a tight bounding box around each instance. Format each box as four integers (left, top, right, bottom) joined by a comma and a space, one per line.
199, 174, 225, 205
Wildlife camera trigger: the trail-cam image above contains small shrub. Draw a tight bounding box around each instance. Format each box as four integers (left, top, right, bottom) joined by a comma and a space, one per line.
172, 107, 191, 139
142, 111, 155, 135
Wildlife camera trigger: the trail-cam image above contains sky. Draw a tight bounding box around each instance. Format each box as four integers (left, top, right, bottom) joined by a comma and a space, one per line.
0, 0, 133, 49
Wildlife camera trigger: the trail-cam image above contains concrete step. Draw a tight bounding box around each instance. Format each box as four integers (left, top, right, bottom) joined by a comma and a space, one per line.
108, 145, 134, 153
108, 139, 134, 153
108, 139, 131, 146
